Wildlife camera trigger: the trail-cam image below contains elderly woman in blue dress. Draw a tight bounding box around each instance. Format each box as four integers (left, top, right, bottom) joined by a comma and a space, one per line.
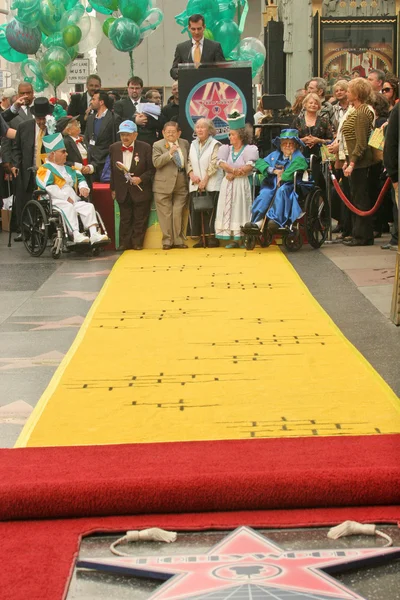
215, 113, 259, 248
244, 129, 308, 235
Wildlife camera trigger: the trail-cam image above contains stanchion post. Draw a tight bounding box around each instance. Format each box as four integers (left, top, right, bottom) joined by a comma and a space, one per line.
323, 161, 333, 244
390, 186, 399, 326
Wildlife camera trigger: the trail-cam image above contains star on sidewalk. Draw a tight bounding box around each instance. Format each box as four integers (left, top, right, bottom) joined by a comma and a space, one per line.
0, 401, 33, 424
11, 316, 85, 331
78, 526, 400, 600
61, 270, 111, 279
0, 351, 64, 371
40, 291, 98, 301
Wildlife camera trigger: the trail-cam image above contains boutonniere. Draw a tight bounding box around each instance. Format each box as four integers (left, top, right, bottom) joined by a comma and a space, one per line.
134, 153, 139, 166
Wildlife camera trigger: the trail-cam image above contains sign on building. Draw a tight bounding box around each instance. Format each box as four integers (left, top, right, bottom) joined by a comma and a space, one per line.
67, 59, 90, 84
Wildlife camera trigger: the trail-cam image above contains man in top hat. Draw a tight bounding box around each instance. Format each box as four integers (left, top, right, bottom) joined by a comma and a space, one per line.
109, 120, 154, 250
11, 97, 54, 237
56, 115, 94, 188
36, 133, 109, 246
244, 129, 308, 234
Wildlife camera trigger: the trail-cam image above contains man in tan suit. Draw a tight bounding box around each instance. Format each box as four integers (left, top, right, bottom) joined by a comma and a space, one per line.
152, 121, 189, 249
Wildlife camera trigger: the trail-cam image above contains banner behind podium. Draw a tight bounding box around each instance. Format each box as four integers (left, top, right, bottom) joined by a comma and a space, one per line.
178, 64, 253, 142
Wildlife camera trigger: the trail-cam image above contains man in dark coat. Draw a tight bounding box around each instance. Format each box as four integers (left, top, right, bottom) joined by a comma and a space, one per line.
67, 74, 101, 133
109, 120, 154, 250
382, 102, 399, 251
84, 90, 116, 181
170, 13, 225, 80
11, 97, 53, 237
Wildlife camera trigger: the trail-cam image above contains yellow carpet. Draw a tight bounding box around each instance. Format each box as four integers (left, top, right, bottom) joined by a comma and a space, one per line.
17, 247, 400, 447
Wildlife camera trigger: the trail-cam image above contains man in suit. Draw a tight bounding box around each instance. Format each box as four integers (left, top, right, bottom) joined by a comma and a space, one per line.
56, 116, 94, 188
67, 74, 101, 134
170, 13, 225, 80
10, 97, 53, 237
110, 120, 154, 250
84, 90, 116, 182
114, 76, 145, 125
152, 121, 189, 249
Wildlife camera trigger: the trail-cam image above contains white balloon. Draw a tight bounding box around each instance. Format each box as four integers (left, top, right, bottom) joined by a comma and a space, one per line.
78, 16, 103, 53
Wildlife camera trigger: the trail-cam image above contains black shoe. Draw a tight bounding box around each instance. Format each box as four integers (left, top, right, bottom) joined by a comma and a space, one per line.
14, 234, 23, 242
267, 220, 279, 234
342, 238, 374, 246
207, 238, 220, 247
193, 240, 206, 248
241, 222, 260, 235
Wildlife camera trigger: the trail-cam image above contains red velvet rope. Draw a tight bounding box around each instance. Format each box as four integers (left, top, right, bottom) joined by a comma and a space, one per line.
330, 169, 391, 217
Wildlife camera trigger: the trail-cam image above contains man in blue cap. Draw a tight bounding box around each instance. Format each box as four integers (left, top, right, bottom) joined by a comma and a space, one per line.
36, 133, 109, 245
109, 120, 154, 250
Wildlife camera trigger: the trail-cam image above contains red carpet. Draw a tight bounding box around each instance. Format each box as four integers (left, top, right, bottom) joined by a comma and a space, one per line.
2, 434, 400, 599
1, 435, 400, 520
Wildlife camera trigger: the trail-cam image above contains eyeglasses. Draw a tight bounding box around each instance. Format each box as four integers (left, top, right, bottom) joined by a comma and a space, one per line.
382, 88, 393, 93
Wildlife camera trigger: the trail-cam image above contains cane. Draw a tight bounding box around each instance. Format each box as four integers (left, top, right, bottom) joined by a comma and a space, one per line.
7, 177, 14, 248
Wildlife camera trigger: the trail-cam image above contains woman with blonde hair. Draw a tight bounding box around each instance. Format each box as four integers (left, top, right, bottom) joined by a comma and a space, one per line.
292, 92, 333, 158
332, 79, 350, 131
341, 77, 375, 246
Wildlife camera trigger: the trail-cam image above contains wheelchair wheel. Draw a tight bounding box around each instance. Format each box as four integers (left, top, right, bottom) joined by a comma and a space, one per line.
244, 234, 256, 251
304, 188, 329, 249
21, 200, 49, 257
284, 229, 303, 252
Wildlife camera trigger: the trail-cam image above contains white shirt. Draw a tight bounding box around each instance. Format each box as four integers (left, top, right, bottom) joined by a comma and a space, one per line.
191, 37, 204, 61
122, 144, 134, 171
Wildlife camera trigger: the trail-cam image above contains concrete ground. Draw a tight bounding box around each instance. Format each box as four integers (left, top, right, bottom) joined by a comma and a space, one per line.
0, 230, 399, 449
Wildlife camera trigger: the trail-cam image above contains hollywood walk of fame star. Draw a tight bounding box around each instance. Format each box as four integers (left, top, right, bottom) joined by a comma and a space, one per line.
193, 84, 233, 123
78, 526, 400, 600
11, 316, 85, 331
60, 270, 111, 279
40, 291, 98, 301
0, 351, 64, 371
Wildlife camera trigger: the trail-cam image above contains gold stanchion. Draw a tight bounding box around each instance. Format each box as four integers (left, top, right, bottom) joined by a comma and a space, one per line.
390, 186, 400, 325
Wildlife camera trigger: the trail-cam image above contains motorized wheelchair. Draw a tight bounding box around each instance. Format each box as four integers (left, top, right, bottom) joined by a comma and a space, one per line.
241, 154, 330, 252
20, 188, 109, 259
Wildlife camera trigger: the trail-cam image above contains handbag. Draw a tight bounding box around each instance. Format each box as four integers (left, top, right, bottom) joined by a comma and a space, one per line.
192, 192, 214, 212
368, 128, 385, 163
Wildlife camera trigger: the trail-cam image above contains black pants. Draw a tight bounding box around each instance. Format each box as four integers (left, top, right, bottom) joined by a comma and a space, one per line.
118, 196, 151, 248
349, 167, 374, 243
331, 167, 352, 236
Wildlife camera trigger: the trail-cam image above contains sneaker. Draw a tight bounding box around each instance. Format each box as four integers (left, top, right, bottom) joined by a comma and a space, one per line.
90, 231, 109, 244
381, 241, 397, 250
73, 232, 90, 244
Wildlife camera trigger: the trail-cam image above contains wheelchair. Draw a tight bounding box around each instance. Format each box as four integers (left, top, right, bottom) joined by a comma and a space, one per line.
241, 155, 330, 252
20, 189, 109, 259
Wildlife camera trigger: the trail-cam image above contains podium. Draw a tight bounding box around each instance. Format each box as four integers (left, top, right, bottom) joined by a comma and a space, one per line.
177, 61, 253, 142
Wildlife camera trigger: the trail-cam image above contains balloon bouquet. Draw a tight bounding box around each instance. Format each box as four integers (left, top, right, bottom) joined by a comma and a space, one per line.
0, 0, 163, 95
175, 0, 266, 79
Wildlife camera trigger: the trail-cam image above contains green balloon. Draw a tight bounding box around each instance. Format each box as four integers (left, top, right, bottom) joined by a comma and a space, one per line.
15, 0, 41, 28
119, 0, 150, 24
108, 17, 141, 52
63, 0, 79, 8
60, 3, 85, 29
212, 20, 240, 58
87, 0, 118, 15
66, 43, 78, 60
203, 28, 214, 40
62, 24, 81, 47
102, 17, 116, 38
215, 0, 236, 22
43, 60, 66, 87
42, 45, 71, 66
0, 24, 28, 62
38, 0, 62, 36
42, 31, 65, 48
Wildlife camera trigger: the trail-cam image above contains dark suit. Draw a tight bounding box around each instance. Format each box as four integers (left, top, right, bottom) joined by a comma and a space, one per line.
67, 92, 91, 133
63, 134, 93, 189
84, 110, 116, 182
13, 119, 46, 223
109, 140, 154, 248
170, 38, 225, 80
114, 97, 164, 146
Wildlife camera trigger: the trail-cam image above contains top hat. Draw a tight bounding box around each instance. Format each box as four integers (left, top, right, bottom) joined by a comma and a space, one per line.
33, 97, 54, 117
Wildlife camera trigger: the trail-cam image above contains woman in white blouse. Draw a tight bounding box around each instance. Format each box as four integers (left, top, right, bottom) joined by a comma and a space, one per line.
187, 118, 223, 247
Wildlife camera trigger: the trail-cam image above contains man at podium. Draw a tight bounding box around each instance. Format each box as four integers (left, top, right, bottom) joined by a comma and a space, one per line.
170, 13, 225, 80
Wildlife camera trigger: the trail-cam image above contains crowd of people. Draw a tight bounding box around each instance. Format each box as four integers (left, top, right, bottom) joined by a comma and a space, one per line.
0, 10, 398, 253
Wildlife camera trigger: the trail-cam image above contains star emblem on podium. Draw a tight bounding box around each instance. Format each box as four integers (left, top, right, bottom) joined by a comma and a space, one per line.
78, 526, 400, 599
